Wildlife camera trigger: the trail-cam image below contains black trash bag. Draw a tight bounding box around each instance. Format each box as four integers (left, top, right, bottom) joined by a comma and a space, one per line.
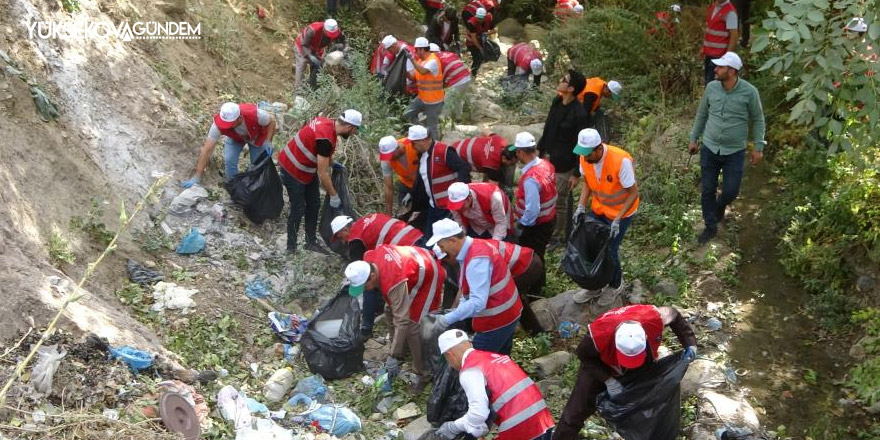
126, 259, 164, 285
480, 35, 501, 62
224, 151, 283, 224
300, 289, 365, 380
561, 213, 614, 290
319, 163, 359, 257
420, 314, 470, 377
427, 361, 469, 427
383, 53, 409, 96
596, 353, 690, 440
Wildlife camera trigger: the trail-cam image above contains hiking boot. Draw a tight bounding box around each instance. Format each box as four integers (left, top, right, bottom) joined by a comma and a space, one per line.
573, 289, 601, 304
597, 284, 623, 307
303, 242, 331, 255
697, 227, 717, 245
409, 376, 429, 394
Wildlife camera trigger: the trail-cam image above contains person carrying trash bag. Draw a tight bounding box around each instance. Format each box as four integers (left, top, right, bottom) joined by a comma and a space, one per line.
293, 19, 347, 91
431, 329, 555, 440
552, 304, 698, 440
378, 135, 420, 216
571, 128, 639, 306
344, 245, 444, 393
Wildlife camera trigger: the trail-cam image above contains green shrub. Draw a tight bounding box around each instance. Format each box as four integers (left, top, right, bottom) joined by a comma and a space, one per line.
166, 314, 243, 371
69, 199, 116, 246
47, 226, 76, 266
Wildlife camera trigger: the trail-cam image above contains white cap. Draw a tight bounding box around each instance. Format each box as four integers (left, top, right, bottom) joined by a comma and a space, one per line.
432, 244, 447, 260
670, 4, 681, 12
446, 182, 470, 209
340, 109, 362, 127
513, 131, 537, 149
426, 218, 463, 246
846, 17, 868, 33
529, 59, 543, 74
607, 80, 622, 96
573, 4, 584, 13
324, 19, 340, 36
711, 51, 743, 70
429, 43, 441, 53
615, 321, 647, 368
331, 215, 354, 235
219, 102, 240, 123
408, 125, 429, 141
344, 261, 371, 296
475, 7, 487, 18
382, 35, 397, 49
573, 128, 601, 155
378, 136, 398, 160
438, 329, 469, 354
414, 37, 430, 48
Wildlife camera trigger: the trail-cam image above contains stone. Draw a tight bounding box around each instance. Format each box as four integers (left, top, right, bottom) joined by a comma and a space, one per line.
402, 415, 433, 440
865, 401, 880, 414
849, 336, 877, 361
488, 123, 544, 145
680, 359, 726, 396
440, 131, 468, 144
532, 289, 624, 330
369, 413, 383, 421
696, 275, 724, 297
655, 278, 678, 296
697, 390, 761, 432
394, 402, 421, 420
688, 425, 717, 440
496, 17, 525, 40
156, 0, 187, 16
531, 351, 572, 379
475, 102, 505, 120
856, 275, 876, 292
364, 0, 421, 42
169, 186, 208, 215
524, 24, 548, 42
537, 379, 561, 395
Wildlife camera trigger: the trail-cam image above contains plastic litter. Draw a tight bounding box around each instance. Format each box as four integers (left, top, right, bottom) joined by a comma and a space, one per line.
268, 312, 309, 344
236, 417, 294, 440
102, 409, 119, 420
126, 259, 164, 285
562, 214, 614, 290
224, 151, 284, 224
176, 227, 206, 254
293, 375, 327, 401
715, 426, 754, 439
245, 278, 274, 300
427, 362, 469, 426
108, 346, 154, 373
245, 397, 269, 415
300, 289, 365, 380
319, 163, 359, 256
31, 345, 67, 394
307, 404, 362, 436
152, 281, 198, 313
31, 85, 60, 122
169, 186, 209, 215
274, 343, 300, 363
263, 368, 294, 403
217, 385, 253, 431
723, 366, 738, 384
158, 380, 209, 425
706, 317, 723, 331
557, 321, 581, 339
285, 393, 313, 408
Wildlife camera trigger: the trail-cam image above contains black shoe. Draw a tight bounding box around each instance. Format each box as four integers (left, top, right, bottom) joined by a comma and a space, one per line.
303, 242, 331, 255
715, 205, 726, 223
697, 227, 717, 245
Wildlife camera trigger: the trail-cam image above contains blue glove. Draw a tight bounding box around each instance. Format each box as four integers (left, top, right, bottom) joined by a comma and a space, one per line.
435, 421, 459, 439
683, 346, 698, 363
604, 378, 623, 397
180, 177, 200, 189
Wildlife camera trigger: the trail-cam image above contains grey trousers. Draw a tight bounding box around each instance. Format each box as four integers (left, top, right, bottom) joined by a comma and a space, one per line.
404, 97, 444, 140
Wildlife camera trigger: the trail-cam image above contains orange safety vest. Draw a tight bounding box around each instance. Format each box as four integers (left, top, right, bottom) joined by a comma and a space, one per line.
577, 77, 607, 112
514, 159, 558, 226
457, 182, 512, 235
588, 305, 663, 369
579, 144, 640, 219
487, 239, 534, 277
461, 350, 555, 440
364, 245, 444, 323
703, 1, 736, 57
214, 103, 269, 146
348, 213, 423, 250
414, 53, 445, 104
460, 239, 523, 332
278, 117, 337, 184
386, 137, 419, 189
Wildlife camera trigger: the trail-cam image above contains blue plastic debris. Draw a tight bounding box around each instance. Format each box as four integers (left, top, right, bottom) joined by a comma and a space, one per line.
175, 227, 205, 255
268, 312, 309, 344
108, 346, 154, 373
245, 278, 273, 299
286, 393, 313, 408
308, 404, 361, 436
293, 375, 327, 402
557, 321, 581, 339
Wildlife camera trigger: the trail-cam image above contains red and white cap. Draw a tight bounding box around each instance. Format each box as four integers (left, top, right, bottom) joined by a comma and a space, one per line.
324, 19, 341, 38
615, 321, 647, 369
446, 182, 470, 210
216, 102, 240, 130
378, 136, 398, 161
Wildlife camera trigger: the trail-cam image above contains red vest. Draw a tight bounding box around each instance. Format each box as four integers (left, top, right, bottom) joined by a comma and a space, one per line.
649, 11, 677, 36
364, 245, 444, 322
457, 183, 512, 234
460, 239, 522, 332
278, 117, 337, 184
425, 0, 444, 8
514, 159, 558, 225
427, 142, 458, 208
452, 135, 505, 172
588, 305, 664, 370
213, 103, 268, 146
295, 22, 341, 57
437, 51, 472, 88
466, 15, 494, 47
370, 41, 414, 75
348, 213, 423, 250
507, 43, 542, 72
554, 0, 577, 18
462, 0, 496, 19
703, 1, 736, 57
461, 350, 555, 440
487, 240, 533, 277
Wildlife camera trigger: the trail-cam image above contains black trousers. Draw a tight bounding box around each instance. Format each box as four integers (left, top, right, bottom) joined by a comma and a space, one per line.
515, 255, 547, 334
732, 0, 752, 46
518, 219, 555, 261
281, 169, 320, 251
468, 45, 484, 77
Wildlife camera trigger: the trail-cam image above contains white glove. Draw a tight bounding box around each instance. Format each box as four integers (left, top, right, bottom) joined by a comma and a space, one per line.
574, 204, 586, 219
436, 421, 459, 439
605, 378, 623, 396
610, 218, 621, 238
401, 193, 412, 206
329, 195, 341, 208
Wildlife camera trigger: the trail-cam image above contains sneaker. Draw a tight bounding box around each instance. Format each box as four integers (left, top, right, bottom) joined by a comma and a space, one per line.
573, 289, 601, 304
597, 284, 622, 307
697, 227, 717, 245
408, 376, 429, 394
303, 242, 331, 255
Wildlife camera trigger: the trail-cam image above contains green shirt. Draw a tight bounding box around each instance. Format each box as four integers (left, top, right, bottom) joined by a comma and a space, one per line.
689, 77, 766, 154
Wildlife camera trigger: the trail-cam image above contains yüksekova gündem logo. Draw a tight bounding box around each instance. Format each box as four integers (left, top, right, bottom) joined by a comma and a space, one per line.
28, 21, 201, 41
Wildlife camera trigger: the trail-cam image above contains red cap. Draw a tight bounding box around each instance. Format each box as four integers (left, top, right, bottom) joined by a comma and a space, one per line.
446, 198, 465, 210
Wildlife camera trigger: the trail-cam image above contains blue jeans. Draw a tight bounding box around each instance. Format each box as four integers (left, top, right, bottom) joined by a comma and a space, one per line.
589, 212, 634, 289
472, 319, 518, 355
700, 145, 745, 230
224, 138, 272, 179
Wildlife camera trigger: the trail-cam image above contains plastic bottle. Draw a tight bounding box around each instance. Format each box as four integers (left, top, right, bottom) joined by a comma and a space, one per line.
263, 367, 294, 403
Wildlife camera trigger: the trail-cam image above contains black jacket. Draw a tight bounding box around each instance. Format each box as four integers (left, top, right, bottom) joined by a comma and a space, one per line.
537, 96, 590, 174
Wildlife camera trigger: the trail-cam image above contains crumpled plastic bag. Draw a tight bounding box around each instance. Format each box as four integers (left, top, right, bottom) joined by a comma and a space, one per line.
293, 375, 326, 400
127, 259, 164, 285
152, 281, 198, 312
235, 418, 294, 440
108, 345, 154, 373
176, 227, 205, 254
306, 404, 361, 436
268, 312, 309, 343
245, 278, 273, 300
31, 345, 67, 394
218, 385, 253, 431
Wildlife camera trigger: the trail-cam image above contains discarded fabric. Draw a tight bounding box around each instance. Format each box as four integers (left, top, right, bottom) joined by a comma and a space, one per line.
152, 281, 198, 312
176, 227, 206, 254
268, 312, 309, 344
31, 345, 67, 394
126, 259, 164, 285
169, 186, 209, 215
109, 346, 154, 373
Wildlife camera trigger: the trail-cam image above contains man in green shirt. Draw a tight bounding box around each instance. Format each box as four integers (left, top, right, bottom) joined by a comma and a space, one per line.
689, 51, 766, 244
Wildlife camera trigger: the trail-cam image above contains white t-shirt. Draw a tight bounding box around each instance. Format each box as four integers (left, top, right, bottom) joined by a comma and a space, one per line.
419, 152, 435, 207
580, 150, 636, 188
406, 58, 440, 75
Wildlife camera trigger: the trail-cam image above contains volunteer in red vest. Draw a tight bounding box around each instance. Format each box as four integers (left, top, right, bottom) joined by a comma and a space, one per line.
378, 135, 420, 215
331, 214, 424, 261
649, 4, 681, 36
451, 133, 516, 184
572, 128, 640, 304
554, 0, 579, 19
428, 8, 461, 52
461, 0, 497, 23
507, 42, 544, 86
510, 132, 558, 260
486, 239, 546, 335
434, 46, 473, 119
370, 35, 413, 79
294, 19, 347, 91
446, 182, 510, 240
409, 125, 471, 233
553, 305, 697, 440
182, 102, 276, 188
465, 7, 495, 77
434, 329, 555, 440
404, 37, 445, 140
702, 0, 739, 84
278, 110, 361, 255
345, 245, 444, 392
577, 77, 622, 126
419, 0, 445, 26
428, 219, 523, 354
